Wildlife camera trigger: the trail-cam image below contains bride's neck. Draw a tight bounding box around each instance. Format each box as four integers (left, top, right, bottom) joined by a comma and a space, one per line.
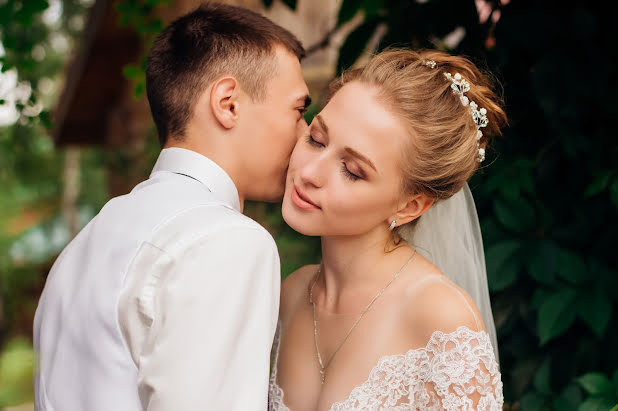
318, 229, 403, 308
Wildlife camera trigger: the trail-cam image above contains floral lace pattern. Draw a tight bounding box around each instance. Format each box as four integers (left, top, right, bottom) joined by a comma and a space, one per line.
269, 326, 503, 410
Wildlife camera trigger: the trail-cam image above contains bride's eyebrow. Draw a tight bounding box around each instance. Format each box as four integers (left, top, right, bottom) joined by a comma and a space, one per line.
315, 114, 329, 133
316, 114, 377, 172
344, 147, 377, 172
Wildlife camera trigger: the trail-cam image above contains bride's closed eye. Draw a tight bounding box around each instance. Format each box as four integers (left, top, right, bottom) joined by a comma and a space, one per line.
306, 134, 324, 148
341, 163, 361, 181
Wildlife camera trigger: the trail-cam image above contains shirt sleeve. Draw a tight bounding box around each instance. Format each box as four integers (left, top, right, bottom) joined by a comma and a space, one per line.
119, 224, 280, 411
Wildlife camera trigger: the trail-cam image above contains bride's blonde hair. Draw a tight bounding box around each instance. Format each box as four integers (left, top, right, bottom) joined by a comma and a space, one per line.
328, 49, 507, 203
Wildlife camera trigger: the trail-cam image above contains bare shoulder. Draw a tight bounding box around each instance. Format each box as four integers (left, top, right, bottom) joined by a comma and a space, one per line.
279, 264, 320, 323
401, 257, 486, 343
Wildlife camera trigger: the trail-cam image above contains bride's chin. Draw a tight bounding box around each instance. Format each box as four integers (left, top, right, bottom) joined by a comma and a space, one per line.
282, 207, 320, 236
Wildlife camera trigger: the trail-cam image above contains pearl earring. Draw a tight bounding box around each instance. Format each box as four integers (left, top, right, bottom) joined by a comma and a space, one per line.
389, 220, 396, 231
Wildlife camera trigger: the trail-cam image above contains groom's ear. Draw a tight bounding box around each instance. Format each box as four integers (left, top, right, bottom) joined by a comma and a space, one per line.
393, 193, 434, 226
210, 76, 240, 129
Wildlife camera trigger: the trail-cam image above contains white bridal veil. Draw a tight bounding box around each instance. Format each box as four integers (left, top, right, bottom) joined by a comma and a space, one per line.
399, 183, 499, 362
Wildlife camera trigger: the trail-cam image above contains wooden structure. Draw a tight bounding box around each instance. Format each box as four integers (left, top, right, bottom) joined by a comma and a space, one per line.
53, 0, 342, 149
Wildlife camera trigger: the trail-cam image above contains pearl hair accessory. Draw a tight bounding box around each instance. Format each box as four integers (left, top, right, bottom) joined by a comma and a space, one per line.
425, 60, 488, 163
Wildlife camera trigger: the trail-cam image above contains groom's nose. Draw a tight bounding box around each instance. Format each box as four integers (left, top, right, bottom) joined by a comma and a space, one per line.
295, 117, 309, 140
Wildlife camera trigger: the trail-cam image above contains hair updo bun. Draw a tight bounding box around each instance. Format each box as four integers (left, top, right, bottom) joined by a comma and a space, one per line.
328, 48, 507, 201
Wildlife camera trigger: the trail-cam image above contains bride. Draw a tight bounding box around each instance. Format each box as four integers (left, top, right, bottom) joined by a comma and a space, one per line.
269, 49, 507, 410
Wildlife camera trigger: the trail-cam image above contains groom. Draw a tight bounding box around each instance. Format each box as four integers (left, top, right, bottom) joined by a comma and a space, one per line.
33, 3, 310, 410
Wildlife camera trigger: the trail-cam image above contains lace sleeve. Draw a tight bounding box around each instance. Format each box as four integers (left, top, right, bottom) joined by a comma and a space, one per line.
421, 326, 503, 411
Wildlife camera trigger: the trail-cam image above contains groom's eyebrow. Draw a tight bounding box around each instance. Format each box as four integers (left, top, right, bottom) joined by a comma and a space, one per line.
298, 95, 312, 110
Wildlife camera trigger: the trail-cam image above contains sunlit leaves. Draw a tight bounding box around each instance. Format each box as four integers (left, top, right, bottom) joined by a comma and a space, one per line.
115, 1, 166, 98
577, 372, 618, 411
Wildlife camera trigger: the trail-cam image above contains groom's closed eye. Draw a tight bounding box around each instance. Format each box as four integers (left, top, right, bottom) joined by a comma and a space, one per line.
297, 95, 312, 116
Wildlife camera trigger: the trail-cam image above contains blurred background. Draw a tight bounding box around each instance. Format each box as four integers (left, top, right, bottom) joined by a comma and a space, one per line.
0, 0, 616, 409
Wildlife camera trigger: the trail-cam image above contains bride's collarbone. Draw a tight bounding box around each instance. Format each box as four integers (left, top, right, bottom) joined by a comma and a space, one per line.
277, 311, 415, 409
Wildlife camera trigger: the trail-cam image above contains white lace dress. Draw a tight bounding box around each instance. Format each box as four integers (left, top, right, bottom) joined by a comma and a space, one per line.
269, 326, 503, 410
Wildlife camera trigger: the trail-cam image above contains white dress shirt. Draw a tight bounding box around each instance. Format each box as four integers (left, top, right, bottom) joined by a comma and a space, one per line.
34, 147, 280, 411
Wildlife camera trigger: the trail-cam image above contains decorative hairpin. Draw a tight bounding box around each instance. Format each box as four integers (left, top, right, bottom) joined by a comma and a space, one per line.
424, 60, 488, 163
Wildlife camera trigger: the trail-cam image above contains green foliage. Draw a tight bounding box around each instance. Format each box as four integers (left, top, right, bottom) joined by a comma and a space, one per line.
0, 0, 87, 125
577, 371, 618, 411
115, 0, 169, 98
0, 338, 34, 407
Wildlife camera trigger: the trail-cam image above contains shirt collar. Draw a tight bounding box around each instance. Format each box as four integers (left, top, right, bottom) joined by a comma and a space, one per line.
150, 148, 241, 212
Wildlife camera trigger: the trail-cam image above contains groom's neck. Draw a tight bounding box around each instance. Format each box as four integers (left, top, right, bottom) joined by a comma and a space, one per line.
164, 138, 246, 212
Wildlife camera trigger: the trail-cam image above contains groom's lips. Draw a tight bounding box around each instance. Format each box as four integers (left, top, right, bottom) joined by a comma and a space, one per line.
292, 185, 320, 210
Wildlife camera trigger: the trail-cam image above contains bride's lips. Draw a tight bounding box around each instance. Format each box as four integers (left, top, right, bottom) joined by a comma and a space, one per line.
291, 185, 320, 210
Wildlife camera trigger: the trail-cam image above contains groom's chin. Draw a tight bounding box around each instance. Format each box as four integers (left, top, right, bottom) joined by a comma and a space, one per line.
250, 184, 286, 203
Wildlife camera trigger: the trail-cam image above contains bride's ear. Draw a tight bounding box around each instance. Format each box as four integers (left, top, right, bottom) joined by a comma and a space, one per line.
392, 193, 434, 226
209, 76, 240, 129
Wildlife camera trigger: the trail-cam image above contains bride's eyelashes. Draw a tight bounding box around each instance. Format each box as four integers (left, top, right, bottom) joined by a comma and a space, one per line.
340, 163, 361, 181
305, 134, 363, 181
306, 134, 324, 148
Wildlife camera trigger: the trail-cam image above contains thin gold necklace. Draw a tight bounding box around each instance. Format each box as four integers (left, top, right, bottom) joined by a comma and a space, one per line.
309, 250, 417, 384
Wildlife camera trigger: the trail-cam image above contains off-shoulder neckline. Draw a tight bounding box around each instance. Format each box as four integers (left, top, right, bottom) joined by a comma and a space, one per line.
270, 325, 496, 411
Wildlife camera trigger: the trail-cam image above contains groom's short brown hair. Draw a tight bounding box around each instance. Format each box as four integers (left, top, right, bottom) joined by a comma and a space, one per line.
146, 2, 305, 147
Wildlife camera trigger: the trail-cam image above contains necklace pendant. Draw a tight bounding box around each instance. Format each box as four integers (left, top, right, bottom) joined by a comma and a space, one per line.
319, 368, 325, 384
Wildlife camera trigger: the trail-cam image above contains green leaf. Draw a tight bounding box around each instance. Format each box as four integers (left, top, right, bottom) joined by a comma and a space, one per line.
537, 288, 577, 345
337, 0, 364, 26
303, 104, 320, 125
486, 241, 521, 291
553, 383, 582, 411
531, 288, 550, 310
280, 0, 297, 10
578, 396, 617, 411
577, 290, 612, 338
336, 18, 380, 76
520, 391, 547, 410
558, 250, 587, 284
533, 358, 552, 395
578, 373, 614, 395
149, 19, 163, 33
122, 64, 142, 79
520, 171, 535, 194
493, 196, 536, 233
133, 81, 145, 99
361, 0, 384, 19
610, 178, 618, 209
525, 240, 559, 284
585, 171, 613, 197
38, 110, 53, 130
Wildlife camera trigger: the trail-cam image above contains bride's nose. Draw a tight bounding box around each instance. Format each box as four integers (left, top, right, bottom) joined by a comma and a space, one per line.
298, 153, 326, 189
